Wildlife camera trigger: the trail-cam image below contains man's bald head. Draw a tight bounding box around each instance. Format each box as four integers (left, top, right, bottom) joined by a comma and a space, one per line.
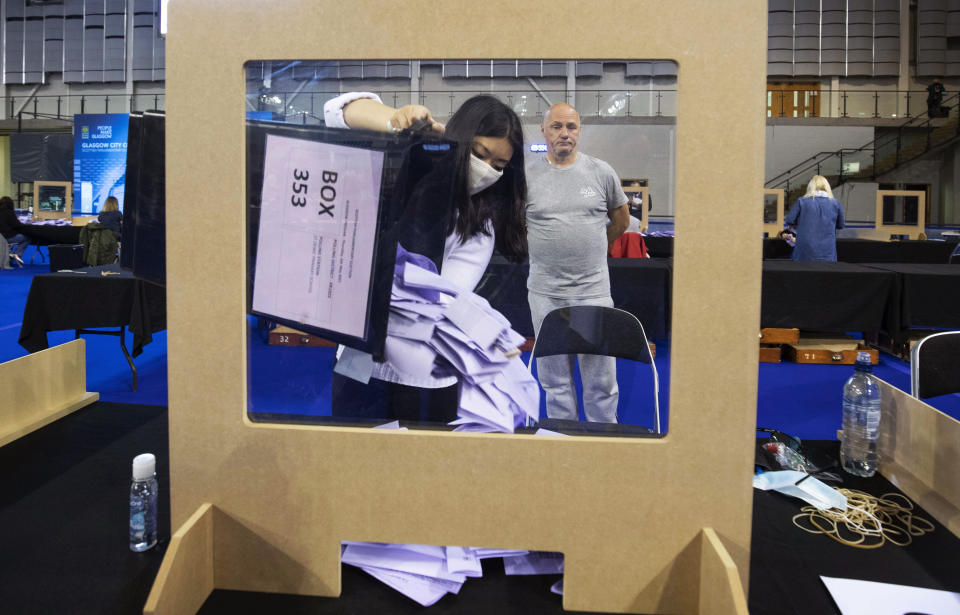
543, 103, 580, 126
541, 103, 581, 165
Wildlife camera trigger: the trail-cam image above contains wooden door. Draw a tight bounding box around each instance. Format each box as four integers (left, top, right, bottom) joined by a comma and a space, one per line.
767, 82, 821, 118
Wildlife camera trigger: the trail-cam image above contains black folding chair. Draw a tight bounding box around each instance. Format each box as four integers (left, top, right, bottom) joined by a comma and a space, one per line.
528, 305, 660, 433
910, 331, 960, 399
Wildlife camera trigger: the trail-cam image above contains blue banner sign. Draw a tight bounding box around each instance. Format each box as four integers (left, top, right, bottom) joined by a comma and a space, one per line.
73, 113, 129, 214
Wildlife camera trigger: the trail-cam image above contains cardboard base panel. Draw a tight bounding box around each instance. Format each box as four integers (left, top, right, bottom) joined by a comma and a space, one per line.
877, 379, 960, 540
144, 505, 747, 615
0, 339, 99, 447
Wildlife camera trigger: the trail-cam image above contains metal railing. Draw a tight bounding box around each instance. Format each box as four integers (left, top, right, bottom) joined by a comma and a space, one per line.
0, 88, 947, 125
0, 93, 165, 123
765, 92, 960, 193
766, 89, 954, 120
246, 89, 679, 123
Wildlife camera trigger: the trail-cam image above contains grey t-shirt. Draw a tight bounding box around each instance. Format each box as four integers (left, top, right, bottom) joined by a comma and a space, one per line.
525, 153, 628, 298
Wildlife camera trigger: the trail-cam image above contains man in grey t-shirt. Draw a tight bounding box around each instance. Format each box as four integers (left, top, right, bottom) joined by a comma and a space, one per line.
526, 103, 630, 422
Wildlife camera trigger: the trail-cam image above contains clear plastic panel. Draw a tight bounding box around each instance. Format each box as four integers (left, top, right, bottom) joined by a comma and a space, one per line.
244, 59, 676, 437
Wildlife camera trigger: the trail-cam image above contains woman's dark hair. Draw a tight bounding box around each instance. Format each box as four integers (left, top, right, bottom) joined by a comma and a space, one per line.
443, 95, 527, 262
0, 196, 14, 212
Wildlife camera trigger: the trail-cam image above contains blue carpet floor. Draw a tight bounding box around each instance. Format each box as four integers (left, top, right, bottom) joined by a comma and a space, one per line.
5, 256, 960, 441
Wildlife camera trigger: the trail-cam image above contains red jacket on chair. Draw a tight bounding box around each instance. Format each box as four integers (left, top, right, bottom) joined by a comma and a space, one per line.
608, 232, 649, 258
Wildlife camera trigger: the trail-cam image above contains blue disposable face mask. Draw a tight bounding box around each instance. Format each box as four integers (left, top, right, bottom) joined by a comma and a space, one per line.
753, 470, 847, 511
468, 154, 504, 195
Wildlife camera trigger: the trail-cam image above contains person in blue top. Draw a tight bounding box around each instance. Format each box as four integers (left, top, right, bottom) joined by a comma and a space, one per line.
781, 175, 845, 261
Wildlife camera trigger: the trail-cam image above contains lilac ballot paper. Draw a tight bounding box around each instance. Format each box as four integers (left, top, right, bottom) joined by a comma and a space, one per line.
253, 134, 384, 339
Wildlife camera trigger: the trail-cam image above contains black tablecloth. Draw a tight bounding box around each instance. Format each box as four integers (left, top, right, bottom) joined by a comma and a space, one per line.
760, 261, 898, 332
646, 236, 960, 264
0, 402, 170, 615
20, 223, 82, 246
837, 238, 960, 264
4, 405, 959, 615
477, 257, 671, 340
863, 263, 960, 336
482, 259, 910, 339
750, 442, 960, 615
18, 264, 166, 356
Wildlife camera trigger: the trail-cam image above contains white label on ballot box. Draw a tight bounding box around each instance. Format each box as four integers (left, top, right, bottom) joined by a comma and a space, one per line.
253, 133, 384, 338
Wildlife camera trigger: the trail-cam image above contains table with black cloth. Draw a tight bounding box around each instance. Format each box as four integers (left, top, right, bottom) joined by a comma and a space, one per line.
642, 235, 674, 258
862, 263, 960, 341
18, 263, 166, 357
750, 441, 960, 615
646, 235, 960, 264
20, 222, 82, 246
477, 256, 671, 340
760, 261, 899, 333
4, 404, 960, 614
837, 238, 960, 264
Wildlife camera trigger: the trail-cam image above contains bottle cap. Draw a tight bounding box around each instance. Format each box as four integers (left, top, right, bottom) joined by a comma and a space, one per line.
856, 351, 871, 364
132, 453, 156, 480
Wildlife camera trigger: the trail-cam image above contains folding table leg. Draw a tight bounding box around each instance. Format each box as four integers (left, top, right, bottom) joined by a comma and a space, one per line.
75, 326, 138, 392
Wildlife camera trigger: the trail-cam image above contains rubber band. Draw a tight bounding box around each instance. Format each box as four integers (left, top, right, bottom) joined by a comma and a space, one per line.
790, 489, 933, 548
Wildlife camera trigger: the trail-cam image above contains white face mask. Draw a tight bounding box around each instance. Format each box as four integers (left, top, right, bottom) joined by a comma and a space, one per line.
468, 153, 504, 195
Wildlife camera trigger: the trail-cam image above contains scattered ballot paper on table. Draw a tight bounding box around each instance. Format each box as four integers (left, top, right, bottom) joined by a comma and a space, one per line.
502, 551, 565, 575
342, 542, 546, 606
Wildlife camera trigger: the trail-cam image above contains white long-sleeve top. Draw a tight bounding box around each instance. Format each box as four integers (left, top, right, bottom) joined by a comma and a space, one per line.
326, 91, 495, 387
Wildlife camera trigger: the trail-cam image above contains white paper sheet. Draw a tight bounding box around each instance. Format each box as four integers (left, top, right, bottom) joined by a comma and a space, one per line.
332, 345, 373, 384
444, 546, 483, 577
821, 576, 960, 615
382, 336, 438, 380
402, 261, 462, 297
444, 293, 507, 350
503, 551, 565, 575
386, 314, 436, 342
361, 566, 455, 606
341, 544, 465, 582
471, 548, 530, 559
535, 428, 570, 437
252, 134, 384, 338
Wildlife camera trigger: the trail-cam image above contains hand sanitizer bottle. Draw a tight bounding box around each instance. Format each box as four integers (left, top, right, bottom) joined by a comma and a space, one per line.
129, 453, 158, 552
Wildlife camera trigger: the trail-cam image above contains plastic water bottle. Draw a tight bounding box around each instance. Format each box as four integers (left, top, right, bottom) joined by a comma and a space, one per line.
840, 352, 882, 477
129, 453, 158, 552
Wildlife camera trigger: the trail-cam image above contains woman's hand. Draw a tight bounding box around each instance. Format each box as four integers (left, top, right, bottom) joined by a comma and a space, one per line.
389, 105, 445, 134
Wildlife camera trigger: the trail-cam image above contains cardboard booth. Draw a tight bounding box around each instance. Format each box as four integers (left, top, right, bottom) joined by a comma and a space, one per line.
147, 1, 768, 613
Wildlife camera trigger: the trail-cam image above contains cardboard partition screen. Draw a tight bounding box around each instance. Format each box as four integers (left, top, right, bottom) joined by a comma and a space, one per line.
33, 181, 71, 221
874, 189, 926, 240
163, 1, 766, 612
763, 189, 784, 238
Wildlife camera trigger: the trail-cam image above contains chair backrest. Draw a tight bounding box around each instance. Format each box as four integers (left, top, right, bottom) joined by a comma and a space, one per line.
79, 222, 119, 266
910, 330, 960, 398
531, 305, 654, 363
529, 305, 660, 432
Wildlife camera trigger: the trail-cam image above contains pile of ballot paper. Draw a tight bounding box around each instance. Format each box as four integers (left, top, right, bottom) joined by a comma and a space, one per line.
377, 245, 540, 432
341, 542, 564, 606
